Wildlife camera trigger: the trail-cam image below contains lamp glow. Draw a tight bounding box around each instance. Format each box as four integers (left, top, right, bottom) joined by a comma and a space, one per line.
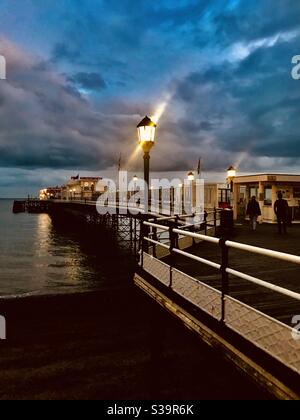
187, 172, 195, 182
227, 166, 237, 179
137, 116, 157, 152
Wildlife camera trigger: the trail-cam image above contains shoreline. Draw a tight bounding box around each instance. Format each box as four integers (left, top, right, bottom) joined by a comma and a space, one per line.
0, 284, 130, 301
0, 284, 271, 400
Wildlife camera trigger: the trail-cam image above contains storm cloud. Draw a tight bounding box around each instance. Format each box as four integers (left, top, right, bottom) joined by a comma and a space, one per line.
0, 0, 300, 196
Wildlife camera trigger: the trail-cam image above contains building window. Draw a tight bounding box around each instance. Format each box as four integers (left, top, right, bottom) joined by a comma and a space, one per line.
250, 187, 258, 198
264, 187, 272, 206
294, 187, 300, 198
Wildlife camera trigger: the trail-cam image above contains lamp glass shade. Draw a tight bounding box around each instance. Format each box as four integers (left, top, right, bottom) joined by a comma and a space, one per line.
137, 116, 156, 144
227, 166, 236, 178
188, 172, 195, 181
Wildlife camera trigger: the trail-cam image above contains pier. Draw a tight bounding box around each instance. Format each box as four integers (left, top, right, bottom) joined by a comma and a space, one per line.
12, 197, 300, 399
3, 0, 300, 402
136, 219, 300, 399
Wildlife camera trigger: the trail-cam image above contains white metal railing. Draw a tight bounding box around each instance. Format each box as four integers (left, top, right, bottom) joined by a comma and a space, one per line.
140, 220, 300, 374
48, 199, 222, 236
172, 248, 221, 270
226, 240, 300, 265
143, 223, 300, 302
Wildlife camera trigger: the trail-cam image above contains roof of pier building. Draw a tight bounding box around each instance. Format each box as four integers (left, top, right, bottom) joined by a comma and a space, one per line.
233, 174, 300, 184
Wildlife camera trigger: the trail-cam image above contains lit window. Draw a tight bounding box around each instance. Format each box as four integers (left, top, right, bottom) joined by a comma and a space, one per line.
264, 187, 272, 206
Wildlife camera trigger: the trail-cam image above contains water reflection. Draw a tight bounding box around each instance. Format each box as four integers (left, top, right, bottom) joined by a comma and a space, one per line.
35, 213, 51, 256
0, 200, 134, 297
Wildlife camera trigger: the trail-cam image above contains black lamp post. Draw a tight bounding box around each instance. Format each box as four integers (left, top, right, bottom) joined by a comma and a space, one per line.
137, 116, 157, 212
227, 166, 236, 193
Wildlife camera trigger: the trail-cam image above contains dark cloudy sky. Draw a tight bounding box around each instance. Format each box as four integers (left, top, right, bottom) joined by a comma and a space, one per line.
0, 0, 300, 197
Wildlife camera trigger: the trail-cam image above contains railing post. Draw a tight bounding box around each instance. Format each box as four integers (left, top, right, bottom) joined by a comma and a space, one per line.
175, 216, 180, 248
204, 211, 208, 236
140, 220, 145, 268
134, 217, 137, 260
214, 207, 217, 236
153, 224, 158, 258
220, 238, 229, 323
169, 225, 177, 288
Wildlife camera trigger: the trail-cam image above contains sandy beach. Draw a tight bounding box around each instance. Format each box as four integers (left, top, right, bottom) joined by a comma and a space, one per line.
0, 286, 271, 400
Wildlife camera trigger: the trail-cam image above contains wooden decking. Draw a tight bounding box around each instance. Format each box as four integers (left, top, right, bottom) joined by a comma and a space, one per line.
166, 223, 300, 326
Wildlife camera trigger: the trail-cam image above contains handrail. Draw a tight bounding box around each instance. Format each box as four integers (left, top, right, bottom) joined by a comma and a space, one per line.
141, 220, 300, 314
144, 237, 170, 250
226, 267, 300, 301
141, 235, 300, 302
148, 213, 203, 223
143, 221, 170, 231
173, 228, 220, 245
225, 240, 300, 265
173, 248, 221, 270
167, 227, 300, 265
148, 216, 178, 222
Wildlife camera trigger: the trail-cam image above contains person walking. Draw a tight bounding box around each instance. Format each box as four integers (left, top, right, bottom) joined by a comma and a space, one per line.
274, 192, 289, 234
246, 196, 261, 231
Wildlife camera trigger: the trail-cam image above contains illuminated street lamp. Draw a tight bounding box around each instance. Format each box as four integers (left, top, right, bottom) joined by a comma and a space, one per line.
133, 175, 138, 193
187, 171, 195, 182
227, 166, 237, 192
227, 166, 237, 180
137, 116, 157, 212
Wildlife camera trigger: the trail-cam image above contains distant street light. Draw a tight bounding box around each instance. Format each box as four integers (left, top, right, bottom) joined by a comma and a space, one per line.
137, 116, 157, 212
227, 166, 237, 180
227, 166, 237, 192
187, 171, 195, 182
133, 175, 138, 193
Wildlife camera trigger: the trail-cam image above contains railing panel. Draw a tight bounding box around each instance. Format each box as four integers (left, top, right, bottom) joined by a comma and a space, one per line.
143, 253, 170, 286
225, 296, 300, 374
172, 269, 222, 321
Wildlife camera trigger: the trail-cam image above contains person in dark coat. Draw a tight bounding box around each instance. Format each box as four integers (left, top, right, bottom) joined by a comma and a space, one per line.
274, 192, 289, 234
246, 196, 261, 231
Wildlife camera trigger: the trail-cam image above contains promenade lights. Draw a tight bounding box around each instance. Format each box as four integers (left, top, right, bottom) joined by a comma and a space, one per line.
187, 172, 195, 182
227, 166, 237, 192
137, 116, 157, 213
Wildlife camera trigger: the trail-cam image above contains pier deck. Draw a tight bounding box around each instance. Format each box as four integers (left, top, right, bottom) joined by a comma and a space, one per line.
167, 223, 300, 326
137, 220, 300, 398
